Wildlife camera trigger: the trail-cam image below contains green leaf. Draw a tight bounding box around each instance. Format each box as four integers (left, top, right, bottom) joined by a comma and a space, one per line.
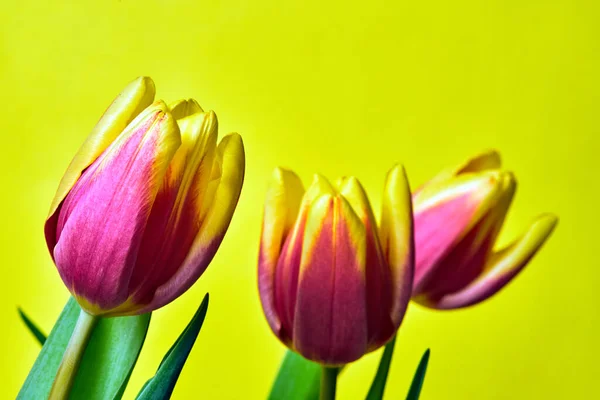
17, 297, 151, 400
269, 350, 321, 400
18, 308, 48, 345
405, 349, 431, 400
366, 335, 398, 400
270, 341, 428, 400
136, 293, 209, 400
17, 297, 79, 400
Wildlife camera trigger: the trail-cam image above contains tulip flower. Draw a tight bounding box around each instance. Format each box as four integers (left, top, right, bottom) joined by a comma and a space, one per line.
45, 76, 245, 317
43, 77, 244, 399
258, 168, 414, 369
410, 150, 557, 309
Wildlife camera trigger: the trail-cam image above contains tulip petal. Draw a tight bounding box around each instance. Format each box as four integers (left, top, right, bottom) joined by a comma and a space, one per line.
45, 76, 155, 251
412, 171, 503, 294
268, 174, 335, 342
293, 195, 368, 365
380, 165, 414, 329
256, 168, 305, 338
166, 110, 218, 193
142, 133, 245, 312
169, 99, 203, 119
448, 149, 501, 175
273, 210, 308, 344
127, 111, 218, 306
428, 214, 558, 309
52, 102, 180, 314
417, 172, 516, 297
337, 177, 378, 229
304, 174, 336, 201
416, 150, 501, 192
339, 177, 395, 348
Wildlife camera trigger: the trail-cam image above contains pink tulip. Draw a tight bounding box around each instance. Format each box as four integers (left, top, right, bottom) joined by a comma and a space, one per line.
258, 167, 414, 365
44, 77, 245, 316
410, 150, 557, 309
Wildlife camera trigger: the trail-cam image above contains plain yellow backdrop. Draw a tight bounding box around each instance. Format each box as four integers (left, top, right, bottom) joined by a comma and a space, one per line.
1, 0, 598, 398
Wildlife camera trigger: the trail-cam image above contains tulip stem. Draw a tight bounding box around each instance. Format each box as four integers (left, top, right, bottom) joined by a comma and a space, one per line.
320, 366, 339, 400
48, 309, 99, 400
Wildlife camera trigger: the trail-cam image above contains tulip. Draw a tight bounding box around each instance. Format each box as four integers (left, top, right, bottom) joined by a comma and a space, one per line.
44, 77, 244, 399
258, 167, 414, 368
410, 150, 557, 309
45, 76, 245, 317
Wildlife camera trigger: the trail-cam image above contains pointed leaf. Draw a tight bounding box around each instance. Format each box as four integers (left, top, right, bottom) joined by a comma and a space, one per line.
366, 335, 398, 400
269, 350, 321, 400
18, 308, 48, 345
136, 293, 209, 400
17, 298, 79, 399
17, 297, 151, 400
406, 349, 431, 400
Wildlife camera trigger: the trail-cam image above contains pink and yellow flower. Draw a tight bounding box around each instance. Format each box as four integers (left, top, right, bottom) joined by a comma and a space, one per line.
258, 167, 414, 365
410, 150, 557, 309
44, 77, 245, 316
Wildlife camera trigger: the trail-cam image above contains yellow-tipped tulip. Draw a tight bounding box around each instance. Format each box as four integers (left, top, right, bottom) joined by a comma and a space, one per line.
44, 77, 245, 316
409, 150, 557, 309
258, 168, 414, 365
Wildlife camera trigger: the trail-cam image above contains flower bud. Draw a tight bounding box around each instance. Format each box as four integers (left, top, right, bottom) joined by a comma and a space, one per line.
258, 168, 414, 365
410, 151, 557, 309
45, 77, 245, 316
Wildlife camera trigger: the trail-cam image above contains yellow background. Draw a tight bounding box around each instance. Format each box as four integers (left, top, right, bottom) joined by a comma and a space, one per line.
1, 0, 597, 398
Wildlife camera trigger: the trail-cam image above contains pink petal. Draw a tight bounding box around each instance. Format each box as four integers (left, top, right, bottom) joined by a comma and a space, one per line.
136, 133, 245, 313
45, 77, 156, 254
257, 168, 305, 338
127, 111, 218, 306
412, 172, 503, 294
338, 176, 395, 349
429, 214, 558, 309
293, 195, 368, 365
418, 173, 516, 299
274, 212, 307, 344
53, 102, 180, 313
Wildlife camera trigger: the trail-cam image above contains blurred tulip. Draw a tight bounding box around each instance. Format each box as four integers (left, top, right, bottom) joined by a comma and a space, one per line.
258, 168, 414, 365
411, 150, 557, 309
44, 77, 245, 316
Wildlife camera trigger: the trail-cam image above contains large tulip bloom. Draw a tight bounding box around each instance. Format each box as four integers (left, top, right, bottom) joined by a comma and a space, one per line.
258, 167, 414, 365
45, 77, 245, 316
411, 150, 557, 309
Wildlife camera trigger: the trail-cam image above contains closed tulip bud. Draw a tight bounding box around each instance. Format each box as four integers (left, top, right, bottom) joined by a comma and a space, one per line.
45, 77, 245, 316
410, 150, 557, 309
258, 168, 414, 365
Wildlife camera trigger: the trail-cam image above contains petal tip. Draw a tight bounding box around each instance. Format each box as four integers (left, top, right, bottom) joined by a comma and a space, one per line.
137, 76, 155, 91
307, 174, 335, 196
169, 98, 204, 119
462, 149, 502, 172
206, 109, 218, 123
221, 131, 242, 145
219, 133, 245, 172
479, 148, 502, 163
272, 166, 300, 185
387, 163, 409, 182
337, 175, 363, 194
533, 213, 559, 239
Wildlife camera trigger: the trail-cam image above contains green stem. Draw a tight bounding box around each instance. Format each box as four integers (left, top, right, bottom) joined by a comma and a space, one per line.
48, 309, 99, 400
320, 366, 339, 400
